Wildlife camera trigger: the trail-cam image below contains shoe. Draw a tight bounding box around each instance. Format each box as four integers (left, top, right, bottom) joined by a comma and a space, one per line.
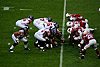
24, 48, 30, 51
55, 44, 58, 47
9, 49, 14, 53
79, 56, 84, 59
79, 51, 82, 54
98, 55, 100, 59
40, 49, 46, 51
40, 47, 46, 51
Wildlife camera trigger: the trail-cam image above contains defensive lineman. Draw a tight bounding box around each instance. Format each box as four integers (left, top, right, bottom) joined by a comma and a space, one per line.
79, 29, 100, 59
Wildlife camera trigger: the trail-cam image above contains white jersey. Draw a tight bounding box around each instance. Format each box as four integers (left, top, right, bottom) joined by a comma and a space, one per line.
34, 28, 50, 41
33, 18, 55, 29
16, 18, 32, 25
16, 18, 32, 28
33, 18, 48, 29
43, 22, 55, 29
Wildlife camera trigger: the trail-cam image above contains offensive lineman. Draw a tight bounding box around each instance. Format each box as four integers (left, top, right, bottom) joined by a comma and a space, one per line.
16, 15, 34, 33
34, 28, 52, 51
33, 17, 52, 29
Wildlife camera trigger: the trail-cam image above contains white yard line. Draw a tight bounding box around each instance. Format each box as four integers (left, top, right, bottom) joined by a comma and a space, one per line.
60, 0, 66, 67
19, 9, 32, 10
0, 7, 14, 10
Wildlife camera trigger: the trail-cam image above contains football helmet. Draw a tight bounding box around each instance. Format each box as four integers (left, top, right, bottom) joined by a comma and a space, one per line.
29, 15, 34, 21
82, 29, 88, 34
54, 23, 59, 28
66, 13, 71, 18
48, 17, 52, 22
66, 21, 73, 27
67, 28, 72, 34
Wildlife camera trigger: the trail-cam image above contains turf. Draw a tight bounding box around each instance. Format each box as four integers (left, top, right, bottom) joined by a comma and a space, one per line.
0, 0, 100, 67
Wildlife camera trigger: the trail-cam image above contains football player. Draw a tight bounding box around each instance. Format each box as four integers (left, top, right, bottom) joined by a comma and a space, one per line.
66, 13, 82, 21
16, 15, 33, 32
33, 17, 52, 29
9, 29, 30, 52
79, 29, 100, 59
34, 27, 53, 51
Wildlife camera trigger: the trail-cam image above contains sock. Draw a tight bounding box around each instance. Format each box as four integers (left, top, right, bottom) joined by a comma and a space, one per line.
10, 43, 18, 50
95, 49, 100, 55
24, 45, 27, 48
24, 42, 28, 48
82, 49, 86, 55
10, 45, 14, 49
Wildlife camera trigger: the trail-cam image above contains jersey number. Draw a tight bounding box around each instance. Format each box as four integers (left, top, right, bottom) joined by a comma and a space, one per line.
87, 34, 93, 39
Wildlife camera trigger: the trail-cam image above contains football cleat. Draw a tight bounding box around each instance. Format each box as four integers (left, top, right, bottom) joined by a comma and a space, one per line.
98, 55, 100, 59
40, 49, 46, 52
9, 49, 14, 53
24, 48, 30, 51
40, 47, 46, 51
79, 56, 84, 59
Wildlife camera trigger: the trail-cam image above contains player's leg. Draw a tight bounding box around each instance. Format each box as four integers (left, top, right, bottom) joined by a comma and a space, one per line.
38, 40, 46, 51
34, 32, 46, 51
20, 37, 30, 51
93, 39, 100, 59
9, 34, 19, 52
79, 41, 91, 59
80, 39, 98, 59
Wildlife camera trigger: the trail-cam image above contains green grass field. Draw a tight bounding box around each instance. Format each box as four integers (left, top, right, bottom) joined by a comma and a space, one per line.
0, 0, 100, 67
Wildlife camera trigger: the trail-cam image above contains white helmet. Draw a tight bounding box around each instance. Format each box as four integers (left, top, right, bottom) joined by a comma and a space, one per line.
84, 19, 88, 23
66, 21, 73, 27
67, 28, 72, 34
82, 19, 88, 23
73, 24, 79, 29
70, 16, 76, 21
82, 29, 88, 34
66, 13, 71, 17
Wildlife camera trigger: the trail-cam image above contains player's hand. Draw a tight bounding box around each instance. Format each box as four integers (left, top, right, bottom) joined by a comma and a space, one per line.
61, 38, 65, 43
16, 38, 19, 43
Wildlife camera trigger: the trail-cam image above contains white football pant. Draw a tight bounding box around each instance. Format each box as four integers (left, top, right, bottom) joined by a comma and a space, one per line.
12, 34, 28, 43
84, 39, 97, 50
34, 32, 46, 41
16, 20, 28, 28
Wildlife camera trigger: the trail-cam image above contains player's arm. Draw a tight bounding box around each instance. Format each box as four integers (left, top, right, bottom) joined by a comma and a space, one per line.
56, 31, 65, 43
14, 32, 20, 38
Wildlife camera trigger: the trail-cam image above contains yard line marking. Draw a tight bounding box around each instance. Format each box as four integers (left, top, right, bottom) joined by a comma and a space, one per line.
60, 0, 66, 67
59, 28, 66, 31
60, 43, 69, 44
19, 9, 32, 10
0, 7, 14, 10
